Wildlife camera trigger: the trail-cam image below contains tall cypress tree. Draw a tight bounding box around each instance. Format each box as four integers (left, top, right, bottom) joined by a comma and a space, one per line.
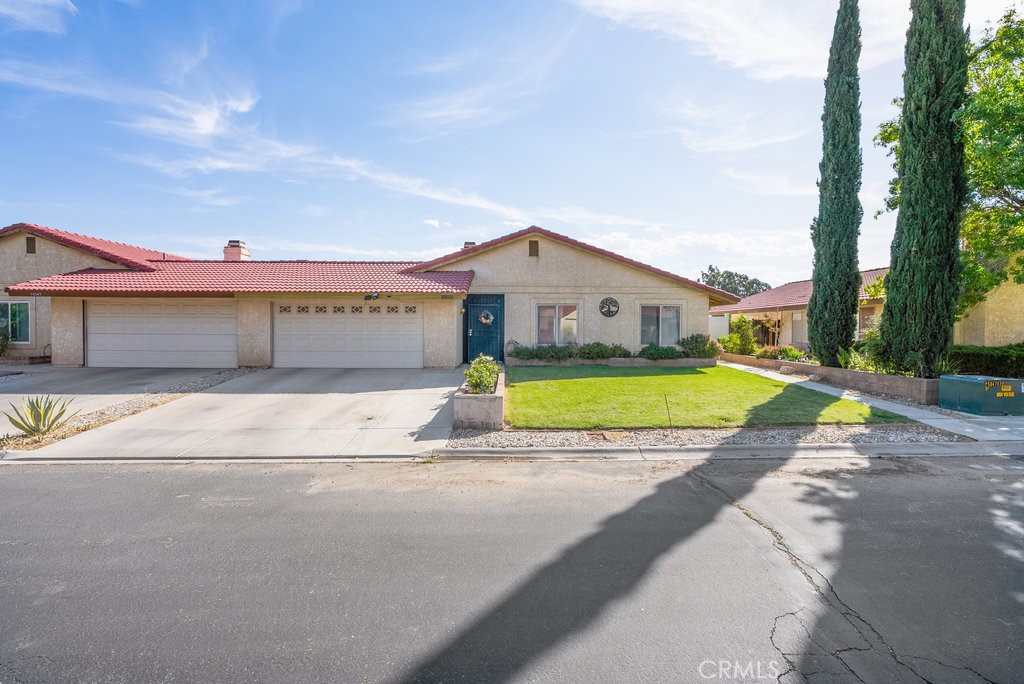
808, 0, 863, 368
878, 0, 968, 377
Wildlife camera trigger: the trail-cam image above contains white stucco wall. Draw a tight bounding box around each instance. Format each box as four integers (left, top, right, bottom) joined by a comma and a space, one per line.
1, 232, 124, 359
435, 234, 714, 352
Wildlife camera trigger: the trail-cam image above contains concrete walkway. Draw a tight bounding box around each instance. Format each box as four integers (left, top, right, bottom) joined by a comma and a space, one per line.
719, 360, 1024, 442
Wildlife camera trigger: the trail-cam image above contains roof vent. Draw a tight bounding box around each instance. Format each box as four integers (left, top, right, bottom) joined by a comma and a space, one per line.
463, 241, 476, 249
224, 239, 251, 262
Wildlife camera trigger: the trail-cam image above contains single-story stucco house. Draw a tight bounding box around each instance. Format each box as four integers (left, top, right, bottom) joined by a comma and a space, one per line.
709, 266, 1023, 349
2, 223, 737, 368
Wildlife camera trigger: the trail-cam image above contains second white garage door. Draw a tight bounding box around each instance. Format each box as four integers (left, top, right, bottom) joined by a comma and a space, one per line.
273, 300, 424, 368
87, 299, 238, 368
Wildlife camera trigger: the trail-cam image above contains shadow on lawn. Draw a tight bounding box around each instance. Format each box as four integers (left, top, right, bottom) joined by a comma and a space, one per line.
394, 387, 826, 683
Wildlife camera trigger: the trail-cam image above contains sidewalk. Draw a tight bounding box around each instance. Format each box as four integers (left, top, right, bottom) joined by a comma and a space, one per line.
719, 361, 1024, 442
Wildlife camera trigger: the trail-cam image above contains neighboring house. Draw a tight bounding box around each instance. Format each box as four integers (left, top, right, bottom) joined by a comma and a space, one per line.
0, 223, 190, 361
710, 266, 1024, 349
708, 268, 888, 350
4, 223, 737, 368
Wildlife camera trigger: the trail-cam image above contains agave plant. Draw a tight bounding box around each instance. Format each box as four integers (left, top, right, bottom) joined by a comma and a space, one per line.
6, 396, 80, 436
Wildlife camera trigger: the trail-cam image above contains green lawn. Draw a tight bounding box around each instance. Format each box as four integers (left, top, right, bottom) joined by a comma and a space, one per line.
504, 365, 907, 429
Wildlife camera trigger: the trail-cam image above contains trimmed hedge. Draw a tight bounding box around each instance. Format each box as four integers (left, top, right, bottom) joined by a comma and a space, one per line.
948, 343, 1024, 378
637, 344, 683, 360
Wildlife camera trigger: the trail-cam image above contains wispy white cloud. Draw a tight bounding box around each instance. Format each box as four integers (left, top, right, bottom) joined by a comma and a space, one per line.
588, 228, 814, 286
571, 0, 1011, 81
160, 186, 249, 207
0, 0, 76, 33
668, 99, 812, 154
1, 52, 664, 234
723, 167, 818, 198
423, 219, 440, 228
392, 20, 580, 137
162, 33, 210, 87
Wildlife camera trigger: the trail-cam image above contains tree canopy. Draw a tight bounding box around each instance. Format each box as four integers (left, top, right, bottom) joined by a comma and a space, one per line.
808, 0, 863, 368
877, 0, 968, 378
876, 8, 1024, 316
699, 266, 772, 298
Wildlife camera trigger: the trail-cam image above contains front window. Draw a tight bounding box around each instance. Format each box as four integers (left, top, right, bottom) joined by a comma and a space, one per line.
537, 305, 578, 345
0, 302, 30, 343
640, 305, 680, 346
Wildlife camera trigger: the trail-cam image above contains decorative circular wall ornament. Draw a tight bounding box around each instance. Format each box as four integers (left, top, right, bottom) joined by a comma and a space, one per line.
478, 310, 495, 325
599, 297, 620, 317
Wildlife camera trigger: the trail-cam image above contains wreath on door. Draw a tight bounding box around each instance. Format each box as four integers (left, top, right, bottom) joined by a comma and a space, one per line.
478, 310, 495, 325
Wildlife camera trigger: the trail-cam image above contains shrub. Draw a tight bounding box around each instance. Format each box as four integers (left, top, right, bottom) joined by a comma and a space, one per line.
779, 346, 803, 361
5, 396, 80, 436
948, 343, 1024, 378
464, 354, 500, 394
575, 342, 632, 359
637, 344, 683, 360
0, 330, 9, 357
507, 345, 574, 361
754, 345, 804, 361
728, 315, 759, 355
677, 334, 720, 358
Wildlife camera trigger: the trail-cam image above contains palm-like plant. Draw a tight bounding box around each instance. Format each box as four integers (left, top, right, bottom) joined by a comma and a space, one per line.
6, 396, 80, 436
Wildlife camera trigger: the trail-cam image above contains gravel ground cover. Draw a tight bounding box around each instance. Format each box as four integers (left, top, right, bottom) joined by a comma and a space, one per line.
448, 422, 968, 449
1, 368, 257, 452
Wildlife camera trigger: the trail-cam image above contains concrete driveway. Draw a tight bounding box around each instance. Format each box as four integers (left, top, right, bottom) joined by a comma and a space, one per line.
25, 368, 464, 459
0, 366, 221, 417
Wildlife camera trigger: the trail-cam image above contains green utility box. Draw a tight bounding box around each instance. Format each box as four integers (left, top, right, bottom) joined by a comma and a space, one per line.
939, 375, 1024, 415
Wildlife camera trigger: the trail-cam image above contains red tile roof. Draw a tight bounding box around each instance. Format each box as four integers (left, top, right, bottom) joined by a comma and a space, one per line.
0, 222, 189, 271
410, 226, 740, 305
6, 261, 475, 296
709, 268, 889, 314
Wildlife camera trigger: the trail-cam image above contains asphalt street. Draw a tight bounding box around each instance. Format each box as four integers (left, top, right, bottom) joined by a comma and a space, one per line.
1, 456, 1021, 683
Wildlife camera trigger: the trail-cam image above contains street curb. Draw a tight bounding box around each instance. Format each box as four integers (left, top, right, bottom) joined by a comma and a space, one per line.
3, 441, 1022, 464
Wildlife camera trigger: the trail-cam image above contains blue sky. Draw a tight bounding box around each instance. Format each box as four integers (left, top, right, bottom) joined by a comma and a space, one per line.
0, 0, 1014, 286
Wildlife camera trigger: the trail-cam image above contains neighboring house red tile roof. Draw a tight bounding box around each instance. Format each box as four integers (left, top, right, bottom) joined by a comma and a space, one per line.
410, 226, 740, 305
0, 222, 189, 271
709, 267, 889, 314
6, 261, 475, 296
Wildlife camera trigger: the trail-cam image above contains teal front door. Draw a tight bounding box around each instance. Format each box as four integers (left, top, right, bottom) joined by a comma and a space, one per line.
464, 294, 505, 362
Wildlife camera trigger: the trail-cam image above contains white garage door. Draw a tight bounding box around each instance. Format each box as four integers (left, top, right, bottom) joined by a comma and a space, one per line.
274, 300, 423, 368
87, 299, 238, 368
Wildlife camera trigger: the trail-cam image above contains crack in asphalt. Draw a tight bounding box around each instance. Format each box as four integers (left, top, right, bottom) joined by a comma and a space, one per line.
689, 469, 1001, 684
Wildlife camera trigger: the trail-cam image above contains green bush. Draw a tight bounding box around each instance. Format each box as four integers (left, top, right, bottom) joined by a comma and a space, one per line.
754, 345, 804, 361
464, 354, 500, 394
507, 344, 575, 361
5, 395, 80, 436
727, 315, 759, 355
637, 344, 683, 360
677, 334, 721, 359
575, 342, 633, 359
948, 343, 1024, 378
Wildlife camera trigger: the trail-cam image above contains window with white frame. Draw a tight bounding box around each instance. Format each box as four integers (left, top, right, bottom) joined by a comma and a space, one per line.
0, 302, 30, 343
537, 304, 578, 345
640, 305, 680, 346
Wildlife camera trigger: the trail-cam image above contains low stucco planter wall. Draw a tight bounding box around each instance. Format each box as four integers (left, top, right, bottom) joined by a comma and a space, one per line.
720, 353, 939, 405
505, 357, 716, 368
453, 372, 505, 430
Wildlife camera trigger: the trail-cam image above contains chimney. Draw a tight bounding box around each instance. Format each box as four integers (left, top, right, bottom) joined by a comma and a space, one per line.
463, 241, 476, 249
223, 239, 251, 261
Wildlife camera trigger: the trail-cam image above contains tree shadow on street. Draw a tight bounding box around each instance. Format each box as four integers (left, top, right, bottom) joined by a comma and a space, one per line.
777, 456, 1024, 683
396, 384, 827, 683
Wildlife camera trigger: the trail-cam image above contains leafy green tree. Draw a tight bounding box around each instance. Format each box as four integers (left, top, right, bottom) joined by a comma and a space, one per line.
876, 8, 1024, 316
699, 265, 772, 298
878, 0, 968, 377
808, 0, 863, 368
